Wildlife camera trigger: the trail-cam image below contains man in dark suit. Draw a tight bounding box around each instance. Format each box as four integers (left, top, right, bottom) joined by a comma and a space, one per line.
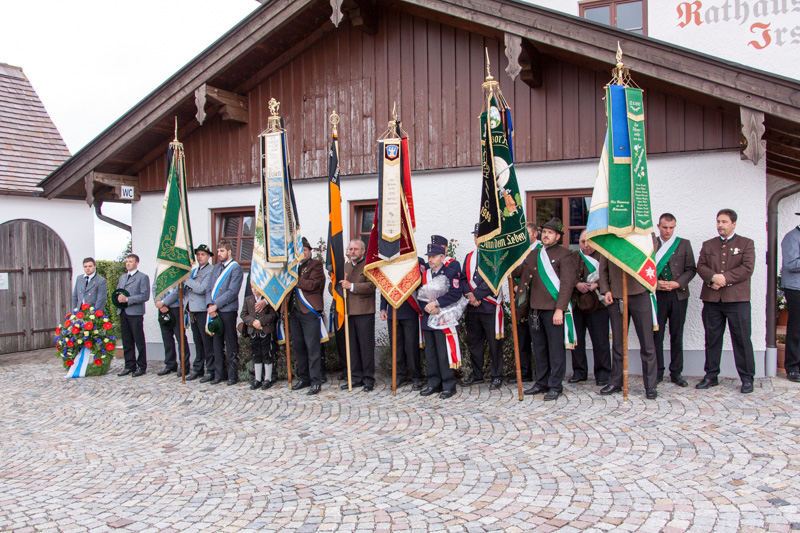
512, 218, 578, 401
781, 214, 800, 383
185, 244, 214, 381
341, 239, 377, 392
288, 237, 326, 395
206, 240, 244, 385
154, 282, 191, 377
72, 257, 108, 312
115, 254, 150, 377
653, 213, 696, 387
696, 208, 756, 394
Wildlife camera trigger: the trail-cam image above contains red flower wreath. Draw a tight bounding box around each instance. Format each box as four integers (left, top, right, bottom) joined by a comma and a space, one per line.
76, 312, 84, 319
81, 303, 90, 311
95, 310, 103, 317
103, 322, 113, 330
85, 322, 94, 330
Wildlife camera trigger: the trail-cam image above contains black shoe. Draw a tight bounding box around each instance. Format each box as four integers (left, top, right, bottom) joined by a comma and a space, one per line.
186, 371, 202, 381
307, 384, 321, 395
600, 384, 622, 395
420, 387, 442, 397
462, 375, 484, 386
646, 388, 658, 400
656, 374, 664, 384
489, 378, 503, 390
199, 374, 214, 383
439, 389, 456, 399
292, 380, 311, 391
227, 378, 238, 386
523, 384, 548, 395
670, 375, 689, 387
787, 372, 800, 383
741, 381, 754, 394
568, 376, 586, 384
210, 378, 223, 385
132, 369, 146, 377
250, 380, 262, 390
338, 372, 347, 381
261, 379, 274, 390
596, 379, 609, 386
118, 369, 133, 377
522, 376, 534, 383
695, 377, 719, 389
340, 382, 363, 390
396, 378, 410, 388
157, 367, 176, 376
362, 385, 374, 392
544, 390, 561, 401
412, 379, 425, 391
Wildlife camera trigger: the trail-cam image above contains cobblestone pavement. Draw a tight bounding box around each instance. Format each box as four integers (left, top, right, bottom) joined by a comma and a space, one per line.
2, 349, 799, 532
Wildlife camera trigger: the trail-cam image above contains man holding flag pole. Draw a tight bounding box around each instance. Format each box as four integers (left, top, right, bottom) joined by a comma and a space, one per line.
152, 119, 195, 384
586, 45, 659, 401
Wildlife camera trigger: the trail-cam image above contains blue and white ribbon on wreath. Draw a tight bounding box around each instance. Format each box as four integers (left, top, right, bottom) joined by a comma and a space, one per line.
206, 261, 238, 331
297, 288, 328, 341
66, 346, 92, 378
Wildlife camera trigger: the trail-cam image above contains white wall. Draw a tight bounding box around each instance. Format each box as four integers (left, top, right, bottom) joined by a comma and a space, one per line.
0, 196, 96, 279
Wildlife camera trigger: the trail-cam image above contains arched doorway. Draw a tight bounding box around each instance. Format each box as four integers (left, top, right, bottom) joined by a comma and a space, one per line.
0, 219, 72, 354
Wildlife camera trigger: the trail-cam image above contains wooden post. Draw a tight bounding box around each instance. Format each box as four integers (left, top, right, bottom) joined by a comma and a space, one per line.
179, 285, 186, 384
283, 304, 292, 387
392, 311, 398, 396
508, 277, 524, 401
622, 273, 629, 401
344, 288, 352, 391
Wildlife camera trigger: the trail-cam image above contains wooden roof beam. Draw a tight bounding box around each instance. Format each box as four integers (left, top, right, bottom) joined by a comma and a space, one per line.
195, 84, 248, 126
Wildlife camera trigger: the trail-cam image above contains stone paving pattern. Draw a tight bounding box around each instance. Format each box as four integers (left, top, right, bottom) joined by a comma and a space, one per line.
2, 349, 799, 532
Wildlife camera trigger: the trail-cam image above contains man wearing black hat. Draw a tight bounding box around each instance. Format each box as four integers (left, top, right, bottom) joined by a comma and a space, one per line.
115, 254, 151, 377
512, 218, 577, 401
418, 235, 463, 399
154, 279, 191, 377
781, 213, 800, 383
206, 241, 244, 385
288, 237, 327, 395
184, 244, 215, 381
462, 224, 505, 390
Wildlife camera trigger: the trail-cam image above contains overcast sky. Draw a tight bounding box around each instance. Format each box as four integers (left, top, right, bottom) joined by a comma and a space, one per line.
0, 0, 257, 260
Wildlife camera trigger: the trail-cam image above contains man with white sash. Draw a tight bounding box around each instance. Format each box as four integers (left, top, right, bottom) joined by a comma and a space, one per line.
205, 241, 244, 385
340, 239, 377, 392
569, 230, 611, 386
512, 218, 578, 401
417, 237, 463, 399
462, 224, 505, 390
288, 237, 327, 395
654, 213, 696, 387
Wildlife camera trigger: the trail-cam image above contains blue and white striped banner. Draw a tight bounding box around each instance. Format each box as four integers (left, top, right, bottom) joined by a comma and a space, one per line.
65, 346, 92, 378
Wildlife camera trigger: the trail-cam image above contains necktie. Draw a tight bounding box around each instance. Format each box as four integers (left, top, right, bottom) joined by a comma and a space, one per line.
84, 276, 89, 289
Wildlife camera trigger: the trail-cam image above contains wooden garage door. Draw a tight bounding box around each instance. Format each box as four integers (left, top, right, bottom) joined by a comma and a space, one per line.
0, 219, 72, 354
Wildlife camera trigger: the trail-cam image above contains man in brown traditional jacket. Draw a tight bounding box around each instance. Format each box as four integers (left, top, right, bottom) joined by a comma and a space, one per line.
341, 239, 377, 392
695, 208, 756, 394
512, 218, 577, 401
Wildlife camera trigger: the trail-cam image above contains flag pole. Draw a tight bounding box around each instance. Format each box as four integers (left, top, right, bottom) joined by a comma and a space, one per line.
344, 283, 352, 391
622, 273, 629, 401
392, 311, 398, 396
508, 277, 524, 401
179, 285, 186, 384
283, 304, 292, 387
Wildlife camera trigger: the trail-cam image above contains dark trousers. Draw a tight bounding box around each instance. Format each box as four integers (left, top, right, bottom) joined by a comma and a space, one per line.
250, 332, 275, 365
786, 289, 800, 374
654, 291, 689, 378
571, 307, 611, 382
529, 309, 566, 392
702, 301, 755, 382
212, 311, 239, 381
465, 311, 503, 380
290, 309, 324, 385
608, 293, 658, 390
190, 311, 214, 375
389, 317, 423, 380
348, 314, 376, 387
160, 307, 190, 373
120, 310, 146, 371
517, 317, 534, 380
424, 329, 457, 392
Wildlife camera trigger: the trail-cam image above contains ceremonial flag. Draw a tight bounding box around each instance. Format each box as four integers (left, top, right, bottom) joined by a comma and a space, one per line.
153, 136, 194, 302
585, 83, 657, 292
476, 78, 529, 294
364, 119, 421, 308
326, 130, 345, 330
251, 99, 303, 310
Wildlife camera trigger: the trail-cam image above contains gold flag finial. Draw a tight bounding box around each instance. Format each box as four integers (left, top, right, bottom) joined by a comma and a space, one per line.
329, 110, 340, 135
387, 102, 397, 131
267, 98, 282, 132
616, 42, 624, 70
481, 47, 499, 92
173, 116, 178, 142
611, 42, 631, 86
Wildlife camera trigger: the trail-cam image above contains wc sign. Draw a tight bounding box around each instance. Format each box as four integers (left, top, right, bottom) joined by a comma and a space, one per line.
120, 185, 135, 200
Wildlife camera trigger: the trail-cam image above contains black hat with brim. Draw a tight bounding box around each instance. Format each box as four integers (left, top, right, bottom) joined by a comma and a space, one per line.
158, 310, 175, 329
426, 243, 447, 256
542, 218, 565, 235
112, 288, 130, 309
194, 244, 212, 255
205, 315, 223, 337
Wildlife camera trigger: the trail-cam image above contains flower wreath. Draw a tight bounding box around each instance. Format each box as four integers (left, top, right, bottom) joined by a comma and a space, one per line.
55, 303, 117, 376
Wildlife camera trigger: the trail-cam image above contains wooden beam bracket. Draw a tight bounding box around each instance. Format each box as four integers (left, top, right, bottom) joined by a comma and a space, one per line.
330, 0, 344, 27
519, 39, 543, 89
504, 33, 522, 81
740, 106, 766, 165
195, 83, 248, 126
343, 0, 378, 34
86, 171, 139, 206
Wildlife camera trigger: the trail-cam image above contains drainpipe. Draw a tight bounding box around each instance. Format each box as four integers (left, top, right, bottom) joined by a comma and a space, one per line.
766, 180, 800, 376
94, 200, 132, 233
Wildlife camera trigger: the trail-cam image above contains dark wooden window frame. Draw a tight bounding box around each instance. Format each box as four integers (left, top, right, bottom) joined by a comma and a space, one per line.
349, 199, 377, 248
579, 0, 648, 35
526, 188, 594, 249
211, 206, 256, 270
